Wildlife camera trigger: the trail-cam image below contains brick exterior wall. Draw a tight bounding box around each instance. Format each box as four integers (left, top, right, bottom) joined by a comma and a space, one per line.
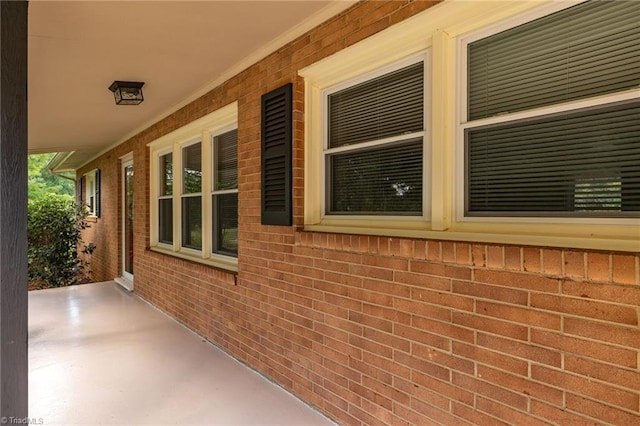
77, 1, 640, 424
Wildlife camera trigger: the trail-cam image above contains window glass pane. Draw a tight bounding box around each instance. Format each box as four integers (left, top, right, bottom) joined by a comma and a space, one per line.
329, 138, 423, 215
158, 199, 173, 244
124, 165, 134, 274
181, 196, 202, 250
85, 175, 95, 214
213, 193, 238, 256
466, 101, 640, 216
183, 143, 202, 194
468, 0, 640, 120
214, 129, 238, 190
160, 153, 173, 196
328, 61, 424, 148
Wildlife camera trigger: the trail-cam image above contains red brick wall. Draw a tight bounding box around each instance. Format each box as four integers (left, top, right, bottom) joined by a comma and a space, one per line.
79, 1, 640, 424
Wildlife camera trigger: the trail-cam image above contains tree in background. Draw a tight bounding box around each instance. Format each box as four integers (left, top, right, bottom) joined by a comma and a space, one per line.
28, 196, 95, 288
28, 153, 74, 202
27, 154, 94, 289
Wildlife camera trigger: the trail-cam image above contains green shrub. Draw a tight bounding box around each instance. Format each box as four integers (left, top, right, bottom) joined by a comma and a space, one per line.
27, 195, 95, 288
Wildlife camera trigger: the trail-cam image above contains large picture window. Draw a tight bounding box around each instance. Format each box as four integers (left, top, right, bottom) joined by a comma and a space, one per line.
149, 103, 238, 270
324, 56, 428, 217
463, 0, 640, 217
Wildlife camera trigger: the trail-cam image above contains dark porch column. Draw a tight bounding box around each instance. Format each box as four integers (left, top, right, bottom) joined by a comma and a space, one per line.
0, 0, 28, 418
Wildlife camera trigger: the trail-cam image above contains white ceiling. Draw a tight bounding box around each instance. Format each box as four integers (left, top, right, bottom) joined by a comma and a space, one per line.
28, 0, 355, 168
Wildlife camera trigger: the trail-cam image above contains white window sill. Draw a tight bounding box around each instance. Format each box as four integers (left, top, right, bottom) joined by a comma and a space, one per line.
303, 224, 640, 253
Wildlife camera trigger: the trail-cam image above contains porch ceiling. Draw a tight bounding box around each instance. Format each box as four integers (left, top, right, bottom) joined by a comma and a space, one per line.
28, 0, 355, 170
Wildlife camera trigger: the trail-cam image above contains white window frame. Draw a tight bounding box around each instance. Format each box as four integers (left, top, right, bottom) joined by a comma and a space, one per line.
148, 102, 238, 271
210, 126, 239, 257
321, 52, 431, 222
457, 0, 640, 225
84, 169, 98, 217
179, 139, 203, 253
299, 0, 639, 252
157, 149, 174, 246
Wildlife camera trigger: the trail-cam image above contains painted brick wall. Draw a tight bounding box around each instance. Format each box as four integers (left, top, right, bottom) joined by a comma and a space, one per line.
79, 1, 640, 425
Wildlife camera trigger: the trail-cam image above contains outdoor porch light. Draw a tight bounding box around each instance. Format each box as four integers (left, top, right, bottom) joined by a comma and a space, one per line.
108, 81, 144, 105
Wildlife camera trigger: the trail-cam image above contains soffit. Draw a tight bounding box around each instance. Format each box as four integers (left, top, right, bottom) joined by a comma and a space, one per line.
28, 0, 355, 168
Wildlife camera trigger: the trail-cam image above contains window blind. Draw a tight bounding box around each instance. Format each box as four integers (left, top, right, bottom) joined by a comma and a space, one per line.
158, 199, 173, 244
213, 193, 238, 256
95, 169, 101, 217
160, 153, 173, 196
181, 196, 202, 249
182, 143, 202, 194
466, 101, 640, 216
468, 0, 640, 120
329, 62, 424, 148
330, 138, 423, 215
214, 129, 238, 190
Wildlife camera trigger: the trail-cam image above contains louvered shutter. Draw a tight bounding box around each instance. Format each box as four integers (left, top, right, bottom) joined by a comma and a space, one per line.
261, 83, 292, 226
468, 0, 640, 120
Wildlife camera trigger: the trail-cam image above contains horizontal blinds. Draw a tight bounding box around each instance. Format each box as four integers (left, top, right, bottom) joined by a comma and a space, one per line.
214, 129, 238, 190
160, 153, 173, 196
181, 196, 202, 250
329, 138, 423, 215
213, 193, 238, 256
95, 169, 101, 218
158, 199, 173, 244
468, 0, 640, 120
329, 62, 424, 148
182, 143, 202, 194
466, 101, 640, 216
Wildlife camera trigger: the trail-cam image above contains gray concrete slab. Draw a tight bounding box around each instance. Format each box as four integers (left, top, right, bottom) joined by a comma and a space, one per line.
29, 282, 334, 426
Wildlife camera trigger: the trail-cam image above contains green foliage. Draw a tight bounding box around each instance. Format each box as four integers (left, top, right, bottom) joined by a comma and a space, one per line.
28, 153, 75, 203
27, 195, 95, 288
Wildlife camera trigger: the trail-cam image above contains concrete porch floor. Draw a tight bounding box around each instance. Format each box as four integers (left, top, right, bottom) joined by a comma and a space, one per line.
29, 281, 335, 426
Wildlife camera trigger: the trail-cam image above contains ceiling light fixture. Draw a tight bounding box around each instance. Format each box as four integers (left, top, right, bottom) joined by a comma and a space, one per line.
108, 81, 144, 105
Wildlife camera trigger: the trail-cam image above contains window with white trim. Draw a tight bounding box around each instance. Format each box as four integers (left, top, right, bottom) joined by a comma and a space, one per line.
83, 169, 100, 217
462, 0, 640, 218
158, 152, 173, 244
181, 141, 202, 250
300, 0, 639, 251
149, 103, 238, 270
325, 57, 427, 216
211, 129, 238, 256
85, 172, 96, 213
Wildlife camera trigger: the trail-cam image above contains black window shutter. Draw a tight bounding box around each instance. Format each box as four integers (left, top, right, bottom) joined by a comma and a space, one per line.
261, 83, 293, 226
95, 169, 101, 218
